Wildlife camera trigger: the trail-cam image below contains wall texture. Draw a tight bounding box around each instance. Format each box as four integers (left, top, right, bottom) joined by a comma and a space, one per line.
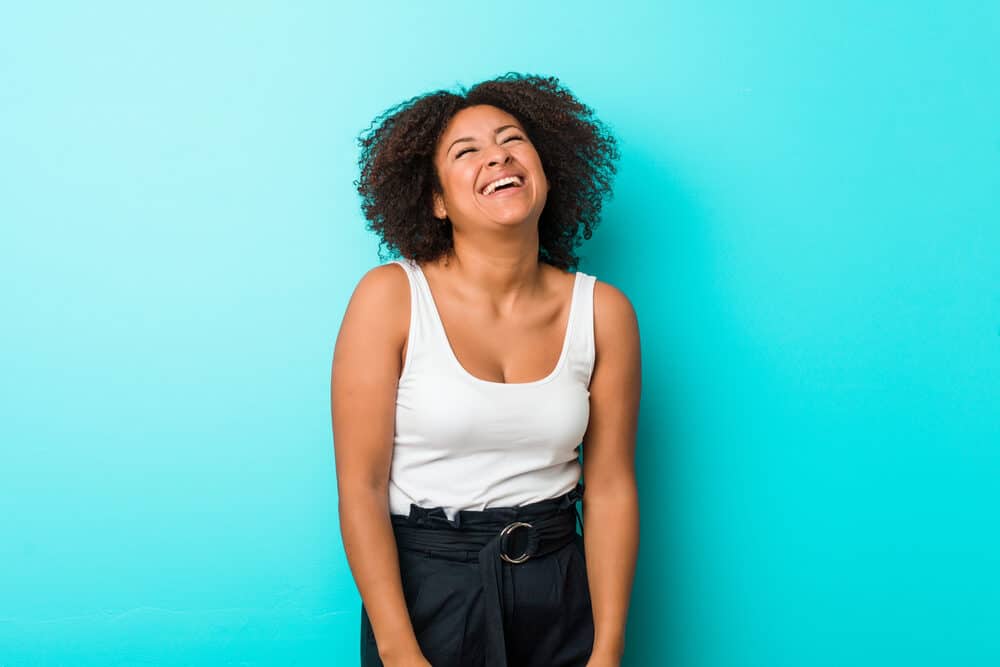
1, 1, 997, 665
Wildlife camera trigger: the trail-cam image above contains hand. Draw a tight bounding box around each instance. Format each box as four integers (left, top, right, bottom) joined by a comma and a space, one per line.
586, 654, 622, 667
382, 653, 432, 667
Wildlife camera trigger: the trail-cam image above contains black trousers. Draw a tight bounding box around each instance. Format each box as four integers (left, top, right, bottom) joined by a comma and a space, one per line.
360, 485, 594, 666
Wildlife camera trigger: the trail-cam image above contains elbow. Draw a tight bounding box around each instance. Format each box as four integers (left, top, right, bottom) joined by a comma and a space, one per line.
337, 480, 390, 521
584, 470, 638, 503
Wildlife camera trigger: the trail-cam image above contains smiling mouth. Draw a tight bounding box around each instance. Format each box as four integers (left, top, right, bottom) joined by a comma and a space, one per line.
480, 175, 526, 196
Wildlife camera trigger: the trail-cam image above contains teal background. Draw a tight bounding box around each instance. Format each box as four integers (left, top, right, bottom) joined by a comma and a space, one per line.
1, 1, 998, 665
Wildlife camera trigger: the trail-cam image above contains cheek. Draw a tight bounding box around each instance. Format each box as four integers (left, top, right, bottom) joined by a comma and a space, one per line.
524, 153, 547, 183
450, 167, 478, 196
436, 170, 460, 198
521, 149, 545, 174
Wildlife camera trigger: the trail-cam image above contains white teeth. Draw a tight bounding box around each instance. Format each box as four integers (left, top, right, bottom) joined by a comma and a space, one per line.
481, 175, 523, 196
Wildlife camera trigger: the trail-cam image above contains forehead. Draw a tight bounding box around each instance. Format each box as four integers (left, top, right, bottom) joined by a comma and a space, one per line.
439, 104, 523, 141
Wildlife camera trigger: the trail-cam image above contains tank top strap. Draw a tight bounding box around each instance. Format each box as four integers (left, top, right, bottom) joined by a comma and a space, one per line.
391, 258, 450, 378
564, 270, 597, 388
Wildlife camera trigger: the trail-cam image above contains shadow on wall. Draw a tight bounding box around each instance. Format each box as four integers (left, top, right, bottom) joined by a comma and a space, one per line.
581, 140, 730, 666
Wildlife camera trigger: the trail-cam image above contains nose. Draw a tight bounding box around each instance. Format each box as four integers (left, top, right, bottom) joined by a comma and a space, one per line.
486, 143, 512, 167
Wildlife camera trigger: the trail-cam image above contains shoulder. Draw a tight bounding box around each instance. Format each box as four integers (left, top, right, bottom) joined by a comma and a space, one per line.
338, 261, 411, 347
593, 278, 638, 329
349, 261, 410, 307
592, 278, 640, 357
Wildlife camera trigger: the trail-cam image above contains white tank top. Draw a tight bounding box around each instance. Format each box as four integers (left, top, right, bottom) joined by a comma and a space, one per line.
388, 258, 597, 521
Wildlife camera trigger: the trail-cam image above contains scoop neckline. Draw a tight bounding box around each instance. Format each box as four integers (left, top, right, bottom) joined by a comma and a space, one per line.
409, 260, 580, 387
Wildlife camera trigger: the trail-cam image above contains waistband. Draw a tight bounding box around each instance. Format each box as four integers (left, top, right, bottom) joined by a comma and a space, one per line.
390, 483, 584, 667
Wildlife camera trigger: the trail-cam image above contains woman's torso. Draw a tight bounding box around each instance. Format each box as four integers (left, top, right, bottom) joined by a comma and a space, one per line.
388, 258, 597, 521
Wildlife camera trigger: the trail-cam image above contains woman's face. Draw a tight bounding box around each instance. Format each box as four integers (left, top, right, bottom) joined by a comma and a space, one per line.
431, 104, 549, 230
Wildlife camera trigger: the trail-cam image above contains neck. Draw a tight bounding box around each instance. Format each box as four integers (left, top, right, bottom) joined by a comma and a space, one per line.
436, 238, 546, 307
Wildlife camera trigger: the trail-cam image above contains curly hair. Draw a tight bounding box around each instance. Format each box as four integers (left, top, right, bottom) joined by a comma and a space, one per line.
354, 73, 620, 271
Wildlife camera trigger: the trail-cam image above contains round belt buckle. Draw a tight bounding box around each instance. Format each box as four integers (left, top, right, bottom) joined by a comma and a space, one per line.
499, 521, 534, 564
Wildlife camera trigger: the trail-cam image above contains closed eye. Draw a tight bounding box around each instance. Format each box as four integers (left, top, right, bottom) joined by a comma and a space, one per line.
455, 135, 525, 158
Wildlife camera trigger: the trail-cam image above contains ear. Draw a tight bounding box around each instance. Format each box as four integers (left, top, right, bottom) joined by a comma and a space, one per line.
432, 191, 447, 220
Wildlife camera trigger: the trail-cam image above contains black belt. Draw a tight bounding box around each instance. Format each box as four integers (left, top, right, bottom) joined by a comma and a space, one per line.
391, 484, 584, 667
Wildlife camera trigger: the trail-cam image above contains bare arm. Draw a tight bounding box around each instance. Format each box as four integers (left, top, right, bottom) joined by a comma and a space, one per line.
581, 280, 641, 665
330, 264, 428, 665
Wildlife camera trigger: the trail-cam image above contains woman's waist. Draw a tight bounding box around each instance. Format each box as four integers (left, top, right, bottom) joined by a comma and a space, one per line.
389, 484, 583, 562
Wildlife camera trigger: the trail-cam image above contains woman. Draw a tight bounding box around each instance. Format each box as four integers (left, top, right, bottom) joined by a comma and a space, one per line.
331, 73, 640, 667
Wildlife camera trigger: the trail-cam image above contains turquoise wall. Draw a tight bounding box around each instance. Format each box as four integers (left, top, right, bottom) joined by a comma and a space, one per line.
2, 1, 997, 665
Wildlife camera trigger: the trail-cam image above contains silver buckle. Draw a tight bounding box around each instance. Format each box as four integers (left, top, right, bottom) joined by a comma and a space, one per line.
499, 521, 534, 564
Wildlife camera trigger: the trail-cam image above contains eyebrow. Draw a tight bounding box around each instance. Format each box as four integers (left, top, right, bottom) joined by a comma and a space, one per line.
447, 124, 521, 155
